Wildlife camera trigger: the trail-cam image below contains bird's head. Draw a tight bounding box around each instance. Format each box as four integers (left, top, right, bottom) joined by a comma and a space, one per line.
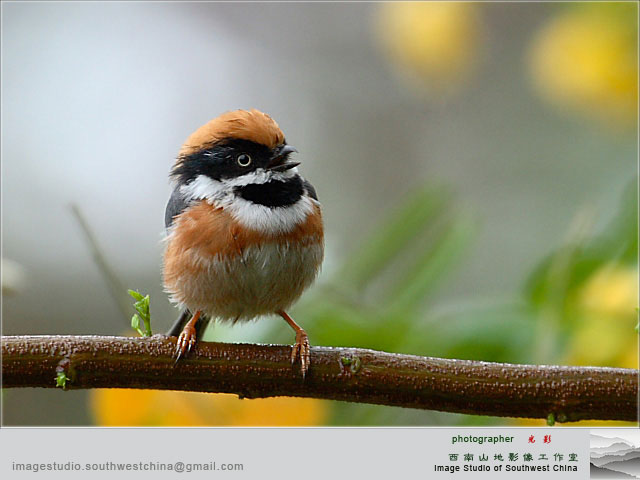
171, 109, 300, 190
168, 109, 318, 235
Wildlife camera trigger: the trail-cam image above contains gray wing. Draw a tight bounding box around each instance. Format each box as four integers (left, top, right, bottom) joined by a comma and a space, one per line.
302, 179, 318, 201
165, 187, 190, 229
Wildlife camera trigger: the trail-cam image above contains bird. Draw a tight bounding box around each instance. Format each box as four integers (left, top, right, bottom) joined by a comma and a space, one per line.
162, 109, 323, 376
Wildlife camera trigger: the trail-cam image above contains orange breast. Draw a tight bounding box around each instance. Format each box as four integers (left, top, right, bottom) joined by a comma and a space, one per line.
165, 200, 323, 258
163, 200, 324, 315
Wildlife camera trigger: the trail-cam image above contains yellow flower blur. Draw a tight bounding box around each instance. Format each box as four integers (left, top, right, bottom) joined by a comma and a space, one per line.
529, 4, 638, 128
578, 264, 638, 318
565, 264, 638, 369
90, 389, 329, 426
375, 2, 483, 96
515, 263, 638, 427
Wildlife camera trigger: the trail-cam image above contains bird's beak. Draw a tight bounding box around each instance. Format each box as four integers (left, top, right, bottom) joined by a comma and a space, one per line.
268, 145, 300, 172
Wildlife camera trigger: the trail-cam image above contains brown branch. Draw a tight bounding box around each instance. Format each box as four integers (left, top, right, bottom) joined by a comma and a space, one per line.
2, 335, 637, 422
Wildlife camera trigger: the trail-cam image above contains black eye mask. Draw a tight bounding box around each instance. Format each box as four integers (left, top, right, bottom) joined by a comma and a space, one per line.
171, 138, 273, 184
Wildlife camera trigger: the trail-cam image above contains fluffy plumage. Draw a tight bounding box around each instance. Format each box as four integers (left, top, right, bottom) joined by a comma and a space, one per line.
163, 200, 323, 318
162, 109, 323, 376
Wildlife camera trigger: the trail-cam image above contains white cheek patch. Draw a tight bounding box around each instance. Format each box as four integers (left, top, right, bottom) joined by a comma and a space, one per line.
178, 171, 313, 235
179, 175, 226, 203
179, 169, 299, 203
223, 195, 315, 235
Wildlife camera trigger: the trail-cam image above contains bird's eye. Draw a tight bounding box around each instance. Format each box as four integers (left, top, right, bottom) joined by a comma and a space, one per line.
236, 153, 252, 167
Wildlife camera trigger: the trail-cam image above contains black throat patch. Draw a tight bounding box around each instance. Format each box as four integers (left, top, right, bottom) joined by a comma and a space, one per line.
236, 176, 304, 208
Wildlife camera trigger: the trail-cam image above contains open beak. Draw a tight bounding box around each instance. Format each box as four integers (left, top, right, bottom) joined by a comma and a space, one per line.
268, 145, 300, 172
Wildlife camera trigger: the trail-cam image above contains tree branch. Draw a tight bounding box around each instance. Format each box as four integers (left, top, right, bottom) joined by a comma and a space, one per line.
2, 335, 637, 422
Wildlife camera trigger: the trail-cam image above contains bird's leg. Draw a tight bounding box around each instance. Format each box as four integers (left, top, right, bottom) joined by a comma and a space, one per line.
174, 310, 202, 362
167, 308, 191, 337
277, 310, 310, 377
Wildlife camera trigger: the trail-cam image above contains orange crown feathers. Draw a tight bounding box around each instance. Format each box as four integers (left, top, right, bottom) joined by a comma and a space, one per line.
178, 109, 285, 158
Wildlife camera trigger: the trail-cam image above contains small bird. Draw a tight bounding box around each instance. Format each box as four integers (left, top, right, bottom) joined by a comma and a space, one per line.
163, 109, 323, 376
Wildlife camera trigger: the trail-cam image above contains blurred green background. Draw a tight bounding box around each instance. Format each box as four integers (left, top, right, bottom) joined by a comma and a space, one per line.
2, 2, 637, 426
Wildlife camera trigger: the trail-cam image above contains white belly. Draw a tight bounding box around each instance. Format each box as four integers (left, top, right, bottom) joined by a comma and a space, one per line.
170, 241, 323, 321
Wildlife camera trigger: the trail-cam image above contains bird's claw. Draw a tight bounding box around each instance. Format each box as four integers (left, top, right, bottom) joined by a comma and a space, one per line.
174, 324, 197, 364
291, 330, 310, 378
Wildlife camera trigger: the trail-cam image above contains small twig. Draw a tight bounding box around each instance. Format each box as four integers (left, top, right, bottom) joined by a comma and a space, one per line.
69, 204, 131, 321
2, 335, 637, 422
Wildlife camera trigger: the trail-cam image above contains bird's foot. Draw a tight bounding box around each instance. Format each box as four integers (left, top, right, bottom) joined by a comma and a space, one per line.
291, 329, 310, 378
174, 323, 197, 363
173, 310, 202, 363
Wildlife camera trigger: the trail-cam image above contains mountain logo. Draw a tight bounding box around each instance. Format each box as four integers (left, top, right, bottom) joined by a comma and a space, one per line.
591, 430, 640, 479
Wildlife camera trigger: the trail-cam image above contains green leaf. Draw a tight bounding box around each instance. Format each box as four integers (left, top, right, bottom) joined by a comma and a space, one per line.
385, 215, 476, 313
128, 289, 145, 302
524, 178, 638, 333
129, 290, 153, 336
134, 302, 149, 319
131, 314, 141, 330
337, 186, 451, 291
547, 413, 556, 426
55, 371, 68, 389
